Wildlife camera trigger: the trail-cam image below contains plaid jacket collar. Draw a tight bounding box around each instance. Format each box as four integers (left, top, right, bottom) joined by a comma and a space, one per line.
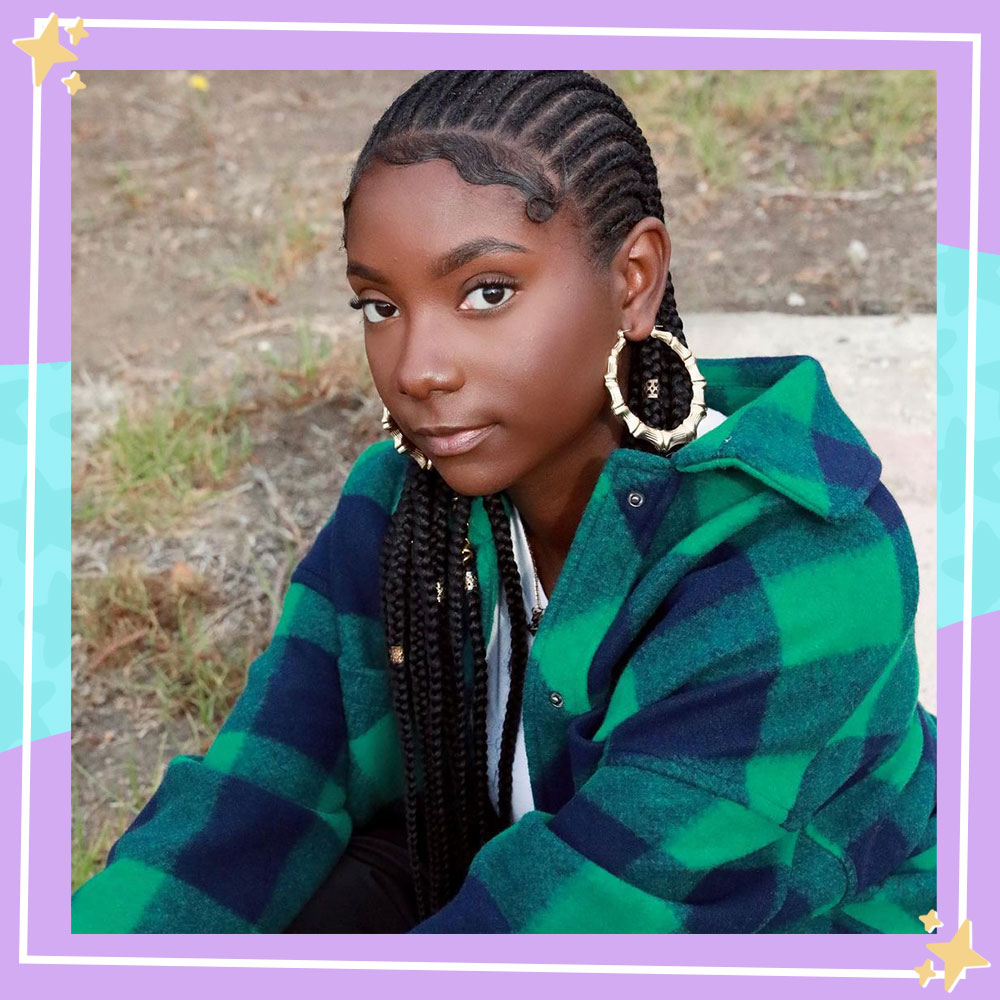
470, 353, 883, 663
672, 354, 882, 521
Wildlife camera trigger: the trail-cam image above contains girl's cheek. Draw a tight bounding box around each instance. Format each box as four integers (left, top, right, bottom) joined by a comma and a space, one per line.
363, 346, 394, 396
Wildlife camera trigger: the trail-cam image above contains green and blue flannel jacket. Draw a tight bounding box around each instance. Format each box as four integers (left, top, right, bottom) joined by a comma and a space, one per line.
72, 354, 936, 934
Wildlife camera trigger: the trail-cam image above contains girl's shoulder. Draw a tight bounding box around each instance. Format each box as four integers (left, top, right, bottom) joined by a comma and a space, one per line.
291, 441, 408, 600
340, 439, 410, 510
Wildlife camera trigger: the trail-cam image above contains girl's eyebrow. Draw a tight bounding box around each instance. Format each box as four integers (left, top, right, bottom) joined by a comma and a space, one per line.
432, 237, 529, 278
345, 237, 530, 286
345, 260, 390, 283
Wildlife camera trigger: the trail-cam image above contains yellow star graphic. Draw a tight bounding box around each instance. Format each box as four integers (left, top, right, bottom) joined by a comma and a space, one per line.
919, 908, 944, 932
13, 13, 78, 87
926, 918, 990, 992
914, 959, 937, 987
61, 70, 85, 96
66, 18, 89, 45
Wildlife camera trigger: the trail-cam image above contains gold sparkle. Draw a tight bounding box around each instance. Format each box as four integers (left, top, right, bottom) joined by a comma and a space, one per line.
13, 13, 78, 87
919, 909, 944, 933
914, 959, 937, 988
926, 918, 990, 992
61, 70, 85, 96
66, 17, 88, 45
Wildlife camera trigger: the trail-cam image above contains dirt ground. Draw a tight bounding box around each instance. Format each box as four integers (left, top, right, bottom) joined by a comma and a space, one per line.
71, 71, 935, 373
69, 70, 937, 880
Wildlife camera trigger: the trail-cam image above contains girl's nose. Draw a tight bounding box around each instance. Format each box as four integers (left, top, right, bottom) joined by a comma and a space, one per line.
395, 322, 464, 400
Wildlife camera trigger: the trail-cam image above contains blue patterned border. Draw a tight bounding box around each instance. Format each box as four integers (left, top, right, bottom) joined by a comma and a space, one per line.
1, 361, 70, 752
971, 250, 1000, 617
938, 244, 971, 627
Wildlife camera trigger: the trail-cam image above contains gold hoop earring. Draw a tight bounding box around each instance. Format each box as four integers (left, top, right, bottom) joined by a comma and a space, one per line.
604, 328, 707, 453
381, 406, 432, 470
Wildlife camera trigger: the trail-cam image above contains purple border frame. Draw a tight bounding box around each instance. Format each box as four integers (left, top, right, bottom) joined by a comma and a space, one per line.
2, 3, 996, 997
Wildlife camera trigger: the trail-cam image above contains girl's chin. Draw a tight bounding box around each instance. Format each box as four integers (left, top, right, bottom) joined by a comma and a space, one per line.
432, 460, 515, 500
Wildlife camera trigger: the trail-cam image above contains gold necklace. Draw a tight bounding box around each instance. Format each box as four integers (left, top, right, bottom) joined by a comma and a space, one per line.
524, 532, 544, 635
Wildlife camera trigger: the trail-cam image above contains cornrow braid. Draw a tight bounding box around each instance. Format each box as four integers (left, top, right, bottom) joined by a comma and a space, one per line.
349, 71, 695, 922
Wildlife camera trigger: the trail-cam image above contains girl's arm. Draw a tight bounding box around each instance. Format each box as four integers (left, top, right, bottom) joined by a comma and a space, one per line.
72, 443, 406, 933
411, 484, 936, 934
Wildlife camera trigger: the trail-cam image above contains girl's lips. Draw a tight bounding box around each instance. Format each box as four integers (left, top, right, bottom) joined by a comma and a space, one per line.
415, 424, 496, 457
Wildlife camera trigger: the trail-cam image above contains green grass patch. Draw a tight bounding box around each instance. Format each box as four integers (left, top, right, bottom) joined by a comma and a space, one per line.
74, 381, 251, 531
614, 70, 935, 191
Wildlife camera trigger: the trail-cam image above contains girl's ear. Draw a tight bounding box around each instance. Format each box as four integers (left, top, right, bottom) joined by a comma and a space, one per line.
613, 218, 671, 343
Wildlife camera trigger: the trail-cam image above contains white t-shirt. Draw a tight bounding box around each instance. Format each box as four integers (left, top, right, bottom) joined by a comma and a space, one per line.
484, 407, 727, 822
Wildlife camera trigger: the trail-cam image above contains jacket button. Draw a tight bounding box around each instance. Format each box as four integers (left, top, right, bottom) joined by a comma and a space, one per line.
548, 691, 564, 709
627, 490, 644, 508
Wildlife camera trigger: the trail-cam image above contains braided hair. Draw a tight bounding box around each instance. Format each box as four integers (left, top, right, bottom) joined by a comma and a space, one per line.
343, 71, 694, 920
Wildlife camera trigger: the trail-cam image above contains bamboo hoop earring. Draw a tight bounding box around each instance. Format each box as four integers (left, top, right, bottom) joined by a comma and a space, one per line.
381, 406, 432, 470
604, 328, 707, 453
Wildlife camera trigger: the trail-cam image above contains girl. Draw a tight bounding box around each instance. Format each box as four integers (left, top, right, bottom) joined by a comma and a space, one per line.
72, 70, 936, 935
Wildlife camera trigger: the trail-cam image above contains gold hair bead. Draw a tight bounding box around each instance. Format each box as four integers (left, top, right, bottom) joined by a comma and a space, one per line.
389, 645, 405, 664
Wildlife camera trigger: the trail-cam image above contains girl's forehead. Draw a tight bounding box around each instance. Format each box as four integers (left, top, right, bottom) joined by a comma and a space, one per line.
345, 159, 574, 254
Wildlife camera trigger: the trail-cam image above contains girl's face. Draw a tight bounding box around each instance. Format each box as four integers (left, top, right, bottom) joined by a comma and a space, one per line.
345, 158, 626, 501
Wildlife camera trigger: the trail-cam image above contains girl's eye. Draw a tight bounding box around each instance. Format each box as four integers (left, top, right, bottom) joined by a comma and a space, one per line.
460, 283, 515, 311
350, 298, 399, 324
363, 301, 399, 324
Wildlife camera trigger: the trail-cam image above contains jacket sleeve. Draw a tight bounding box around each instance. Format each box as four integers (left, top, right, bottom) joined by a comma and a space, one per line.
71, 443, 404, 933
412, 486, 933, 933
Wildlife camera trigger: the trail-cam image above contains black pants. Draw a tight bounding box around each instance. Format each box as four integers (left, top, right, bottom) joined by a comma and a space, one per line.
284, 803, 420, 933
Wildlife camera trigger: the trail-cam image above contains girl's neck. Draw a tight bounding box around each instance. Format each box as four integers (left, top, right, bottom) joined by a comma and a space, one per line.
505, 411, 624, 596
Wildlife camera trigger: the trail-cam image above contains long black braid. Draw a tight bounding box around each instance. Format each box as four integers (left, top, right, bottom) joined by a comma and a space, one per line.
345, 71, 694, 921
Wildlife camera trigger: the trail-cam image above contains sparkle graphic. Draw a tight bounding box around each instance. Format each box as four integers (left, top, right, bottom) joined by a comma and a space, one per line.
919, 909, 944, 933
66, 17, 89, 45
61, 70, 85, 96
914, 959, 937, 988
13, 13, 78, 87
925, 919, 990, 992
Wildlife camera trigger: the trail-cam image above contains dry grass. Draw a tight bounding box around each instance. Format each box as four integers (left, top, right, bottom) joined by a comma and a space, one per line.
226, 207, 332, 314
262, 322, 374, 410
72, 558, 254, 731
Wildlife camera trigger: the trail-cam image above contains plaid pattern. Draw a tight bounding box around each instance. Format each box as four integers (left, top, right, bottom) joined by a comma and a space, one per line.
72, 355, 935, 934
